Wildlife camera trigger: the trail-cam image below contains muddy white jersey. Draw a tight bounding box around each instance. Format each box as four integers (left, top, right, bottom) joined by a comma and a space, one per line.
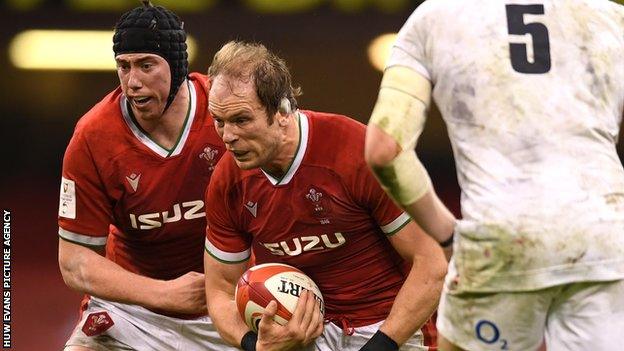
389, 0, 624, 292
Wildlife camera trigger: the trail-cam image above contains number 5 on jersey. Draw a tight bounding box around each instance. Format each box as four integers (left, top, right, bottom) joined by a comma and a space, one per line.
506, 4, 551, 74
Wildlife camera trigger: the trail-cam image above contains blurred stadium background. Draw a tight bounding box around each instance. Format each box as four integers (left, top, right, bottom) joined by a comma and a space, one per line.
1, 0, 622, 349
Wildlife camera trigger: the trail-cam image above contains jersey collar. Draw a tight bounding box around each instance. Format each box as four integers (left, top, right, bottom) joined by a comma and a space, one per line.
120, 79, 197, 158
261, 112, 309, 186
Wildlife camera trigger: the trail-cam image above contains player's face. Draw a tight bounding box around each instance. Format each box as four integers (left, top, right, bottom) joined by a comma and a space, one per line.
116, 53, 171, 121
209, 75, 282, 170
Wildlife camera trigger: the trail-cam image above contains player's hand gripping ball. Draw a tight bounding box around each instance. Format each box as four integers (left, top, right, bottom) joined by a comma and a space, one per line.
235, 263, 325, 332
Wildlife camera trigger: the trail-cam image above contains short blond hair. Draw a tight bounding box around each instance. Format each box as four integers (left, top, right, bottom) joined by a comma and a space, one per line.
208, 41, 302, 121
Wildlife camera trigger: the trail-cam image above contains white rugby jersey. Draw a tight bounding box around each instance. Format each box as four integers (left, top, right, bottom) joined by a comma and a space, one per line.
388, 0, 624, 292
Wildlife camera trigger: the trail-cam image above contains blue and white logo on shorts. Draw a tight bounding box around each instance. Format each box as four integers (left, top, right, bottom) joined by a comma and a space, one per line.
475, 320, 508, 350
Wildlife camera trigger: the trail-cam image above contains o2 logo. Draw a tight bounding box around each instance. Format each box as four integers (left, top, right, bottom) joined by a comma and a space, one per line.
475, 320, 509, 350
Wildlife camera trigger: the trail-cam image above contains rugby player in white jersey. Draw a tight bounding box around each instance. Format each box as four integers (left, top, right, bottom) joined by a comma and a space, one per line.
365, 1, 624, 350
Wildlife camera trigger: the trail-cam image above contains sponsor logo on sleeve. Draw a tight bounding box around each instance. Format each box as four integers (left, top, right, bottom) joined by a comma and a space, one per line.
59, 177, 76, 219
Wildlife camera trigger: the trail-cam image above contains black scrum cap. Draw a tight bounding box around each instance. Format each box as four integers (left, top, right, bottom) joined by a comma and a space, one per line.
113, 1, 188, 110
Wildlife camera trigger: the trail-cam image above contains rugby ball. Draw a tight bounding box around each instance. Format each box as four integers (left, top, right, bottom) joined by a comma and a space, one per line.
235, 263, 324, 332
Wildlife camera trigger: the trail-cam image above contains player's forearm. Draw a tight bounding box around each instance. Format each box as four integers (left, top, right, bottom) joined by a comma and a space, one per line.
368, 150, 456, 247
203, 251, 251, 348
379, 253, 446, 345
206, 291, 250, 347
58, 239, 165, 308
404, 190, 456, 245
366, 125, 455, 245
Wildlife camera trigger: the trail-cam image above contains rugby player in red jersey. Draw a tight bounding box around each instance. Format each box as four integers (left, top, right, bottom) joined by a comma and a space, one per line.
57, 2, 237, 350
203, 41, 449, 351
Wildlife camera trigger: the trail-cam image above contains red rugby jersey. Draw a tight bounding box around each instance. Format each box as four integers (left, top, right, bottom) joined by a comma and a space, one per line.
59, 73, 225, 281
205, 111, 413, 327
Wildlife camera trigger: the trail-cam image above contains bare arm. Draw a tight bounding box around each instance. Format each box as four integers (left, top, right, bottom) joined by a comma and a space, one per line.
203, 250, 250, 347
366, 124, 455, 244
405, 190, 455, 260
378, 221, 447, 345
58, 238, 206, 314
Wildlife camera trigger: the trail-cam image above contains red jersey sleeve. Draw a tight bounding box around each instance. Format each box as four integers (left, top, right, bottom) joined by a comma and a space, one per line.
350, 162, 411, 236
58, 129, 112, 246
204, 160, 252, 263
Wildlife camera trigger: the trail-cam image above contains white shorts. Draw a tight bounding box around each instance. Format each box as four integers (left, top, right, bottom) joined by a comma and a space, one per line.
312, 320, 430, 351
437, 279, 624, 351
65, 297, 239, 351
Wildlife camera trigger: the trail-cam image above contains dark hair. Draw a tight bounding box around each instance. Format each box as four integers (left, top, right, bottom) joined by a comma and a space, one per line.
208, 41, 302, 122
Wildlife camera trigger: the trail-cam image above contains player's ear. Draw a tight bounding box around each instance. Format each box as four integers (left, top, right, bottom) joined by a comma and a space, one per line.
277, 98, 291, 126
277, 113, 289, 127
